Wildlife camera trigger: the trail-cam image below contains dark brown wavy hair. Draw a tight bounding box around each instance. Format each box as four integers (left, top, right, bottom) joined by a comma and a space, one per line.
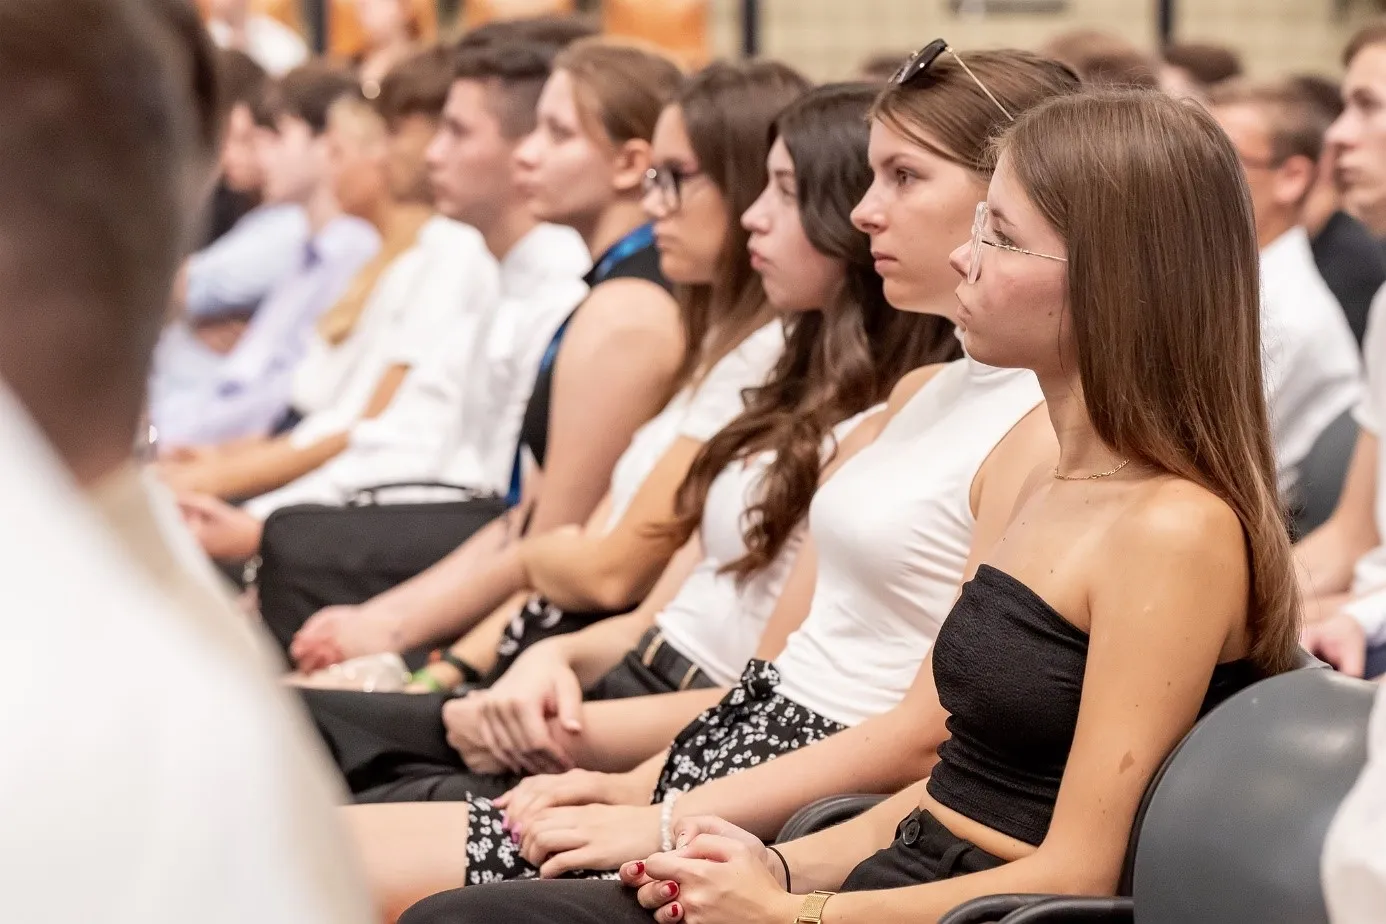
668, 84, 962, 580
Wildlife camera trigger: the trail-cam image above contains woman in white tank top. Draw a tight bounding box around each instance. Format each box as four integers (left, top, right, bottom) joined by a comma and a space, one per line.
355, 57, 1079, 917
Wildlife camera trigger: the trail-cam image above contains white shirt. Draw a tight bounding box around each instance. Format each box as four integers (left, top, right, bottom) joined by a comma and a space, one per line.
208, 15, 309, 76
1322, 683, 1386, 923
244, 223, 588, 516
289, 217, 498, 447
599, 319, 785, 531
1341, 287, 1386, 646
773, 357, 1045, 727
0, 387, 372, 922
656, 407, 880, 686
1261, 226, 1363, 499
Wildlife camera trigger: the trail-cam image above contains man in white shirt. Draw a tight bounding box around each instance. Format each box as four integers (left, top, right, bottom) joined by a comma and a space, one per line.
179, 39, 590, 563
0, 0, 371, 918
1209, 81, 1363, 502
205, 0, 309, 76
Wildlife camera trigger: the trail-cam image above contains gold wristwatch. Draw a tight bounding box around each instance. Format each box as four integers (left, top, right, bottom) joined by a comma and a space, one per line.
794, 891, 836, 923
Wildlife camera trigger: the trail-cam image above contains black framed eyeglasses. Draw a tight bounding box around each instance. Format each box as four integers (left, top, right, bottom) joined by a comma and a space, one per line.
892, 39, 1014, 122
643, 164, 704, 215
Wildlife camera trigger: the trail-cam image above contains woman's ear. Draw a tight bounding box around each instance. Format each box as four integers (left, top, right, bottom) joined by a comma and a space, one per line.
612, 138, 653, 195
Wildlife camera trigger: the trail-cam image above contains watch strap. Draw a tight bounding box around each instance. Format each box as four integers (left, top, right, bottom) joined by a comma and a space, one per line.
794, 890, 836, 923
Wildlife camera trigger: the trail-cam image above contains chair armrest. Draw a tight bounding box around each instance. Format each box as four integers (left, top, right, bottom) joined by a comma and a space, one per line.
775, 795, 887, 843
999, 897, 1134, 922
939, 894, 1061, 924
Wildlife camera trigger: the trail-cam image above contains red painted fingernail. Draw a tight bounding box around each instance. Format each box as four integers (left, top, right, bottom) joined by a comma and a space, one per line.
631, 861, 645, 876
663, 882, 679, 899
670, 903, 682, 919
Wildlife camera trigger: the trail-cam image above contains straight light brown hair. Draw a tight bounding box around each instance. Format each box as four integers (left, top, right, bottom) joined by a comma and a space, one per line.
554, 39, 683, 149
669, 84, 961, 577
672, 60, 811, 387
999, 90, 1300, 675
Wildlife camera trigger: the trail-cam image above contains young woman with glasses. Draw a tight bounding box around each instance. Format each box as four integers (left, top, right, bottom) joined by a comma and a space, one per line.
404, 76, 1300, 924
345, 44, 1080, 923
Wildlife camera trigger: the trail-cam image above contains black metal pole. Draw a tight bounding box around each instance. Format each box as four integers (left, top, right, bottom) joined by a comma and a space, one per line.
742, 0, 760, 59
1157, 0, 1174, 47
307, 0, 329, 55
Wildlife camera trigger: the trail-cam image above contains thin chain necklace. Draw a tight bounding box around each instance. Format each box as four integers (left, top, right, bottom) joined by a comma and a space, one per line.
1053, 458, 1131, 481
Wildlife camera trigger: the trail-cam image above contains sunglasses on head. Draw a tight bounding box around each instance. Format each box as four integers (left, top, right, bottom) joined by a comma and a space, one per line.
891, 39, 1014, 122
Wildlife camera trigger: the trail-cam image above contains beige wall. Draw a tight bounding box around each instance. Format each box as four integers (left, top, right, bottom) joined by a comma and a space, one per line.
705, 0, 1382, 83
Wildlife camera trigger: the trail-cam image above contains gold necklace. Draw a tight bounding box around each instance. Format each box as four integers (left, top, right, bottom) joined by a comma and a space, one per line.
1052, 458, 1131, 481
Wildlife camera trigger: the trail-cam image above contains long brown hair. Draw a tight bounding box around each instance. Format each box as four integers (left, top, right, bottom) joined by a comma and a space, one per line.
1000, 89, 1300, 675
672, 60, 811, 386
669, 84, 961, 579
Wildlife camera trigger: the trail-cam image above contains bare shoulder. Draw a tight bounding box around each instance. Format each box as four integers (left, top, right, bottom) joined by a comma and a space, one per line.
1109, 476, 1249, 576
883, 363, 952, 422
562, 279, 683, 360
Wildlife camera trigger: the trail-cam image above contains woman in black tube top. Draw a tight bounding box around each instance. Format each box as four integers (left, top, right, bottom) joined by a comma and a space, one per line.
399, 83, 1304, 924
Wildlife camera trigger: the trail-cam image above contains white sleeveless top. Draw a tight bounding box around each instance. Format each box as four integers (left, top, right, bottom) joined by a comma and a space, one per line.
772, 356, 1044, 726
599, 319, 785, 532
656, 406, 882, 686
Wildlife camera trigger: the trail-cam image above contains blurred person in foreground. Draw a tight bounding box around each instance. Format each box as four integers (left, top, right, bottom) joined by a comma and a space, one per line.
0, 0, 371, 919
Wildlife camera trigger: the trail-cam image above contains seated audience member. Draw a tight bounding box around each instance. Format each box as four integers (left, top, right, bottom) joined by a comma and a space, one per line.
0, 0, 369, 918
299, 83, 961, 808
165, 48, 495, 502
1041, 29, 1159, 89
354, 0, 423, 99
1295, 74, 1386, 346
1207, 81, 1362, 502
401, 85, 1297, 924
1297, 294, 1386, 681
202, 49, 268, 244
1328, 21, 1386, 240
338, 47, 1069, 919
174, 50, 310, 333
206, 0, 309, 75
1158, 40, 1241, 100
1323, 682, 1386, 923
153, 63, 380, 447
279, 58, 807, 677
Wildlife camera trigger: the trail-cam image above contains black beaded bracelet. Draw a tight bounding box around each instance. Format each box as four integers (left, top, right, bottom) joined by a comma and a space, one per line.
438, 650, 485, 685
768, 845, 792, 893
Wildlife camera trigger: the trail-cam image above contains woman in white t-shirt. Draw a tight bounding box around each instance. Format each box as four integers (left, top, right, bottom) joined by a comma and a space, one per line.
288, 59, 810, 685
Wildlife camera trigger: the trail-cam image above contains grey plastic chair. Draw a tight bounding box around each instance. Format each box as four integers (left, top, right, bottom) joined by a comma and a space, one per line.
939, 667, 1375, 924
1292, 408, 1358, 538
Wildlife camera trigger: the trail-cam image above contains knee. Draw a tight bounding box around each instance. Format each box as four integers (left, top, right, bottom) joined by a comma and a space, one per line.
398, 887, 495, 924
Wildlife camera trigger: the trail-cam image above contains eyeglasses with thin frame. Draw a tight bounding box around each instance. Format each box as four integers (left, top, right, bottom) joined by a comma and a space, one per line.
643, 164, 704, 215
892, 39, 1014, 122
968, 201, 1067, 284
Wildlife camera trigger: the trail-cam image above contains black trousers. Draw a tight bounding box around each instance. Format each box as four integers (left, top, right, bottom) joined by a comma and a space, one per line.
256, 496, 506, 663
303, 633, 718, 804
399, 809, 1005, 923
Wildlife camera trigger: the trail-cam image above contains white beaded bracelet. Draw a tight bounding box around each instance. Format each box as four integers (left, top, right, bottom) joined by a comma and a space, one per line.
659, 791, 681, 852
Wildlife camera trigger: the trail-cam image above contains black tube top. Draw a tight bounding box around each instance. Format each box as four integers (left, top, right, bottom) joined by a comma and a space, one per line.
926, 564, 1262, 846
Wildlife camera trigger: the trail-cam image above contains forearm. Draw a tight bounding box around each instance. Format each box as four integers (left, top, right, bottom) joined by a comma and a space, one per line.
568, 688, 726, 773
564, 610, 658, 688
1296, 524, 1370, 598
673, 704, 941, 841
449, 596, 525, 675
524, 535, 677, 613
207, 432, 348, 500
780, 783, 927, 893
372, 519, 524, 649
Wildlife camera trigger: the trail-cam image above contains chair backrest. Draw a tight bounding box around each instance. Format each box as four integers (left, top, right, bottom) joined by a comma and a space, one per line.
1127, 669, 1375, 924
1292, 408, 1358, 538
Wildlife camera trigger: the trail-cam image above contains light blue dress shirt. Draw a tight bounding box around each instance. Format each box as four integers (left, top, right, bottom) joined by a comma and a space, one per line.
185, 203, 310, 321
